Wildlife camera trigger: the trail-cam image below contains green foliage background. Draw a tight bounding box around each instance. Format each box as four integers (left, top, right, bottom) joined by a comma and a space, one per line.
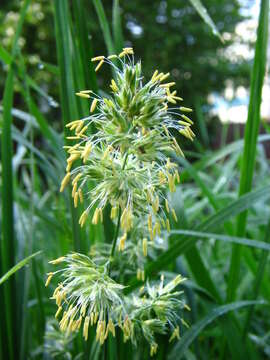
0, 0, 270, 359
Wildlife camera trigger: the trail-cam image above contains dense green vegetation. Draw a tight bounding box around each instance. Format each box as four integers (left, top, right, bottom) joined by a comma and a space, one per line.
0, 0, 269, 359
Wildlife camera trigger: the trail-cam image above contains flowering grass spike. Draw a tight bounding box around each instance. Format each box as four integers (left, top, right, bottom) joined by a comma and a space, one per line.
48, 47, 194, 355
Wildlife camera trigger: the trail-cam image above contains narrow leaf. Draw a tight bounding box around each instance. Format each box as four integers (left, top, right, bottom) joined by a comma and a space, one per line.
169, 300, 266, 359
188, 0, 223, 42
0, 252, 42, 286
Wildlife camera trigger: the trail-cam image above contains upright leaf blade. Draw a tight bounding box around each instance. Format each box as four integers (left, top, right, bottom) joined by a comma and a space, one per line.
0, 1, 31, 359
227, 0, 269, 302
0, 252, 42, 286
169, 300, 266, 359
53, 0, 83, 252
93, 0, 115, 54
188, 0, 223, 42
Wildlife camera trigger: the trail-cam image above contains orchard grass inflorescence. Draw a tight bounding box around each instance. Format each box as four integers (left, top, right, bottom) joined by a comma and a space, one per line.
47, 47, 194, 355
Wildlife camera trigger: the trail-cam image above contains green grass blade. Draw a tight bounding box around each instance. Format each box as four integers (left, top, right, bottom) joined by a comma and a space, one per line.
227, 0, 269, 302
112, 0, 124, 53
0, 1, 31, 358
93, 0, 115, 54
169, 300, 266, 359
0, 44, 59, 110
0, 62, 16, 360
53, 0, 84, 252
0, 251, 42, 286
170, 230, 270, 251
73, 0, 98, 92
184, 247, 221, 301
243, 218, 270, 338
188, 0, 223, 42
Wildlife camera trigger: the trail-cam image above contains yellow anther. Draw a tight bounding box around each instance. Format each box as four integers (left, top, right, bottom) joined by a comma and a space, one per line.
74, 121, 84, 134
49, 256, 65, 265
180, 106, 193, 112
55, 306, 62, 319
119, 47, 134, 57
178, 120, 190, 126
74, 192, 79, 208
81, 304, 86, 317
72, 183, 77, 198
172, 208, 178, 222
82, 142, 92, 163
80, 90, 93, 94
137, 268, 141, 280
160, 82, 175, 88
79, 210, 88, 227
78, 125, 88, 136
166, 218, 171, 232
150, 343, 158, 357
107, 54, 117, 59
169, 326, 180, 342
147, 214, 152, 234
78, 188, 83, 203
168, 173, 176, 192
102, 145, 112, 160
66, 120, 81, 128
142, 238, 148, 257
45, 272, 54, 287
165, 199, 170, 213
167, 96, 177, 104
110, 206, 118, 219
180, 114, 193, 124
151, 70, 159, 81
110, 79, 119, 92
76, 316, 82, 330
95, 59, 104, 72
83, 316, 90, 341
90, 98, 98, 112
60, 172, 71, 192
59, 312, 69, 331
107, 318, 115, 337
141, 269, 145, 282
160, 72, 170, 82
91, 55, 105, 62
76, 92, 90, 99
72, 173, 82, 186
92, 207, 100, 225
119, 232, 127, 251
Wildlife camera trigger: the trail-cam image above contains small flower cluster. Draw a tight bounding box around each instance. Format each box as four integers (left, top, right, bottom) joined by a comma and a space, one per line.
47, 253, 188, 354
44, 320, 77, 360
48, 47, 194, 355
121, 274, 189, 356
60, 47, 194, 245
46, 254, 124, 343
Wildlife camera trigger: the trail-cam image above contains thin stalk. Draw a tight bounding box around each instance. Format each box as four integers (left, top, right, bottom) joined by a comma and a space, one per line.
110, 153, 129, 261
106, 152, 128, 360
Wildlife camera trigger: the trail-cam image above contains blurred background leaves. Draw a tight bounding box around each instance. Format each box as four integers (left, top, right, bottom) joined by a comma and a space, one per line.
0, 0, 270, 359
